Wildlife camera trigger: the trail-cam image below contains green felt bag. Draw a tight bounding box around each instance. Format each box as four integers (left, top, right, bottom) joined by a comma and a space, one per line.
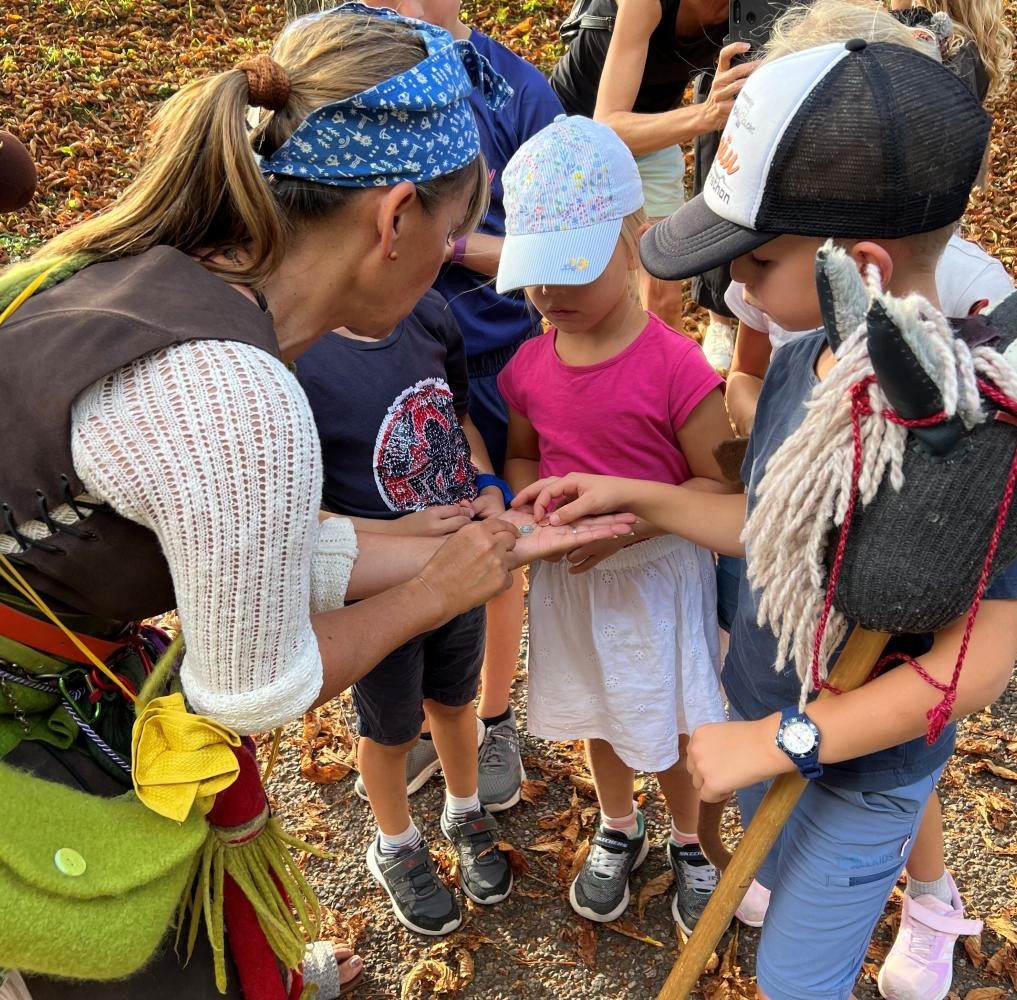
0, 762, 207, 981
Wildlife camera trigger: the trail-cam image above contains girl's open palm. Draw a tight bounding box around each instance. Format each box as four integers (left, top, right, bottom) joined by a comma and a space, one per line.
495, 507, 634, 566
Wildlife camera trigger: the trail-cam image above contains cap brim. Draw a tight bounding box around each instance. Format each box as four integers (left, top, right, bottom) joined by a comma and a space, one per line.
639, 193, 778, 281
496, 217, 623, 293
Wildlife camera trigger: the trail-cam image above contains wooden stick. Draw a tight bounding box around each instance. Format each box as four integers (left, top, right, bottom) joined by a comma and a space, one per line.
658, 626, 889, 1000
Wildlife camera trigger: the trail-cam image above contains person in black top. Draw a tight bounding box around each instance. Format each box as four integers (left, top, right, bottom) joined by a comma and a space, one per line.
551, 0, 755, 343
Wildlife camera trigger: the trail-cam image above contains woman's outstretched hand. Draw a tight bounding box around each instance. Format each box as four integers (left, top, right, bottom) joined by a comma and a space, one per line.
495, 506, 634, 566
511, 473, 638, 525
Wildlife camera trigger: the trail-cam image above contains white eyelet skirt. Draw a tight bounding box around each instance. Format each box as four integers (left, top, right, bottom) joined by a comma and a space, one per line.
526, 534, 725, 773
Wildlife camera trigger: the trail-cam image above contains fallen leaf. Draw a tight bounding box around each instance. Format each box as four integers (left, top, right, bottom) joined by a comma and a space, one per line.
494, 841, 530, 877
604, 918, 665, 947
964, 935, 987, 968
962, 989, 1008, 1000
637, 869, 675, 920
973, 760, 1017, 781
519, 778, 547, 804
987, 913, 1017, 946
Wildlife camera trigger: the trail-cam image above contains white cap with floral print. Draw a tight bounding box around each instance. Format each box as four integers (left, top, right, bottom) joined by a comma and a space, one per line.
496, 115, 644, 293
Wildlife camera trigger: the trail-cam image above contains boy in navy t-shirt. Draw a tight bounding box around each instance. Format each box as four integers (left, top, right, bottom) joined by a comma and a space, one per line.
514, 37, 1017, 1000
356, 0, 565, 817
297, 290, 513, 937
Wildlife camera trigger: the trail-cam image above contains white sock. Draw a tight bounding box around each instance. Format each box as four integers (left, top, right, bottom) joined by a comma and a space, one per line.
906, 872, 953, 907
377, 820, 422, 856
444, 789, 481, 822
602, 804, 640, 840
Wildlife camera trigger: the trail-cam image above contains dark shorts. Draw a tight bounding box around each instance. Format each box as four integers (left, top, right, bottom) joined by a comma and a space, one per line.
353, 605, 486, 745
716, 554, 745, 633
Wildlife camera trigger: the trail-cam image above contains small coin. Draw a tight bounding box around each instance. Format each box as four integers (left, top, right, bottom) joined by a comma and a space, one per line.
518, 523, 536, 535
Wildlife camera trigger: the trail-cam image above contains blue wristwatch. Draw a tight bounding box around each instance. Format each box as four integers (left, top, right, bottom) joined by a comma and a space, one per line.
775, 707, 823, 779
475, 473, 513, 506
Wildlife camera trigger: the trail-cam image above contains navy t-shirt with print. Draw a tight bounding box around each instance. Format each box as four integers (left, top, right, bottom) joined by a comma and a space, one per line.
296, 289, 476, 519
722, 329, 1017, 791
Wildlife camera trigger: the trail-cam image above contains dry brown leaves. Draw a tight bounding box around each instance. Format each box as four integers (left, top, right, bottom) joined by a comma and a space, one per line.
299, 699, 357, 785
399, 931, 493, 999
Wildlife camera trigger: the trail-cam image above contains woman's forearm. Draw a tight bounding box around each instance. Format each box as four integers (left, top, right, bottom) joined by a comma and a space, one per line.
344, 529, 442, 599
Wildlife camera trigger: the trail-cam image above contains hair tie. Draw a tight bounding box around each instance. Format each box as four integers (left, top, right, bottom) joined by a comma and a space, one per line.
237, 54, 291, 112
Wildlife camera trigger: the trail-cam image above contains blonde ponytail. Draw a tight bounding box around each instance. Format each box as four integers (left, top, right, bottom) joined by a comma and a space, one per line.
15, 12, 485, 289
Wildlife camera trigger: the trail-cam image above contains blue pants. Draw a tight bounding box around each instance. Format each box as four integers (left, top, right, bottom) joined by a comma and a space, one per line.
736, 766, 940, 999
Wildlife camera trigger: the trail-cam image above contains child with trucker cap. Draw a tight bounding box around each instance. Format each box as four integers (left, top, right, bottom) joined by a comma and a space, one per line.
512, 38, 1017, 1000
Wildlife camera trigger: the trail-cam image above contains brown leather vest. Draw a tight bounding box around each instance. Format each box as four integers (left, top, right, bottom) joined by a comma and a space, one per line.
0, 247, 281, 621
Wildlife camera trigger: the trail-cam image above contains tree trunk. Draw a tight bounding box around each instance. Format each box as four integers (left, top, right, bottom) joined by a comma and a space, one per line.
284, 0, 332, 20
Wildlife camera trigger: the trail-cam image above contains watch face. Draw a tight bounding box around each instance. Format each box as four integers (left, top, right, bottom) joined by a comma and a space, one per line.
782, 720, 817, 755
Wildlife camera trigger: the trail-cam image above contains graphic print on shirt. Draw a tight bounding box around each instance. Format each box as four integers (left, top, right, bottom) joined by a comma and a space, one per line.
373, 377, 475, 511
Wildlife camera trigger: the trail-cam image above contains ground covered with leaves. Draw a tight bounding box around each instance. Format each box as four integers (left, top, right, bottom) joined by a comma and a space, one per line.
3, 1, 1015, 998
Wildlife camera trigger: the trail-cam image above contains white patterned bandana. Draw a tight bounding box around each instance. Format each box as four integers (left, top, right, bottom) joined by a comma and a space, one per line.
259, 3, 512, 187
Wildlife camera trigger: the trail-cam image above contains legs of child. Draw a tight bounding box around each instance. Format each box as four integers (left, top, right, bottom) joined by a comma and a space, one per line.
657, 734, 720, 935
360, 734, 462, 937
428, 698, 514, 907
569, 738, 650, 923
475, 570, 526, 812
878, 791, 983, 1000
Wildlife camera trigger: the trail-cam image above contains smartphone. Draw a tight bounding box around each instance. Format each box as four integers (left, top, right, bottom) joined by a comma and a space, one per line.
728, 0, 793, 51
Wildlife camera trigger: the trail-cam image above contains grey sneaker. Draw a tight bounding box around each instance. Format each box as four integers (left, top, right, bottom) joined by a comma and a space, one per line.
366, 837, 462, 936
668, 840, 719, 934
478, 709, 524, 813
440, 808, 513, 905
355, 737, 441, 801
568, 812, 649, 923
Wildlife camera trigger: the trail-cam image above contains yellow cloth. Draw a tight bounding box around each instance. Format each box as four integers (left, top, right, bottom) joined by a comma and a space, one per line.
131, 694, 241, 821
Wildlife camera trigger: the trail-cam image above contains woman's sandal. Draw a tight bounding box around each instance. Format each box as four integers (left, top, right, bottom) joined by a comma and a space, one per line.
301, 942, 365, 998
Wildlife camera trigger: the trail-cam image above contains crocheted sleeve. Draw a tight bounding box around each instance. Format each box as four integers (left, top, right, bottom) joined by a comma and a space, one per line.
70, 339, 351, 734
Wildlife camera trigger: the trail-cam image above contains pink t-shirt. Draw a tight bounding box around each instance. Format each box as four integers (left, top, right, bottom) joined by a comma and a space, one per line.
498, 314, 723, 485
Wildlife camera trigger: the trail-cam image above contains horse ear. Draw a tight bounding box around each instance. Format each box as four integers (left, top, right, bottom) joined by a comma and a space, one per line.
815, 242, 868, 352
867, 298, 964, 457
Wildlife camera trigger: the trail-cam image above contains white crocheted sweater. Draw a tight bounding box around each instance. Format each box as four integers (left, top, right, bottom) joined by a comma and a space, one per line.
69, 339, 358, 734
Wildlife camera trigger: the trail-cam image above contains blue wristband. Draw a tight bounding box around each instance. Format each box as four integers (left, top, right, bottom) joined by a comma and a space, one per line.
475, 473, 513, 506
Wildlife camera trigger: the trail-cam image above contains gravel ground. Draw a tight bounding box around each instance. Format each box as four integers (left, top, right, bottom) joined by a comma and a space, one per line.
264, 650, 1017, 1000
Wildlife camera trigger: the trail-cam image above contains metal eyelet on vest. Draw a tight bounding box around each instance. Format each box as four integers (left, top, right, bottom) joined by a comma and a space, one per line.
35, 490, 97, 541
1, 502, 66, 556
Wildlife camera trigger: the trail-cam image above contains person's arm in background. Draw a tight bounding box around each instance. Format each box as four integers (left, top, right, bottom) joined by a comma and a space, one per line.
503, 406, 541, 497
593, 0, 754, 154
725, 321, 771, 436
445, 231, 503, 278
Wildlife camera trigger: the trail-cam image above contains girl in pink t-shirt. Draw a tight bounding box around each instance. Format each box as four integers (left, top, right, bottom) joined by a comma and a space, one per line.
494, 116, 737, 932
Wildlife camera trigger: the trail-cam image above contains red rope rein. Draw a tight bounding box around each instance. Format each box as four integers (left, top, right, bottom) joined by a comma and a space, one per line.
808, 375, 1017, 742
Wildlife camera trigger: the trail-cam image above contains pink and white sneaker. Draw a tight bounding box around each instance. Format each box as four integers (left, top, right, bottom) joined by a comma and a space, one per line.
877, 874, 982, 1000
734, 878, 771, 928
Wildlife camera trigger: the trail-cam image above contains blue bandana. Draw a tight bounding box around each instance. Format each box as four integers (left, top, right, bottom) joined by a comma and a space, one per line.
259, 4, 512, 187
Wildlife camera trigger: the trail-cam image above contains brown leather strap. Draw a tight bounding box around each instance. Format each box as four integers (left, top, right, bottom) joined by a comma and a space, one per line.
0, 600, 126, 665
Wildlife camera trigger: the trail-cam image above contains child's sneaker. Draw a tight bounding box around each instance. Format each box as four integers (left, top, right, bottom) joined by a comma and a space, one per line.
366, 837, 462, 936
569, 812, 649, 923
478, 708, 525, 813
440, 808, 513, 905
355, 737, 441, 801
668, 840, 719, 934
735, 878, 771, 928
877, 875, 982, 1000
